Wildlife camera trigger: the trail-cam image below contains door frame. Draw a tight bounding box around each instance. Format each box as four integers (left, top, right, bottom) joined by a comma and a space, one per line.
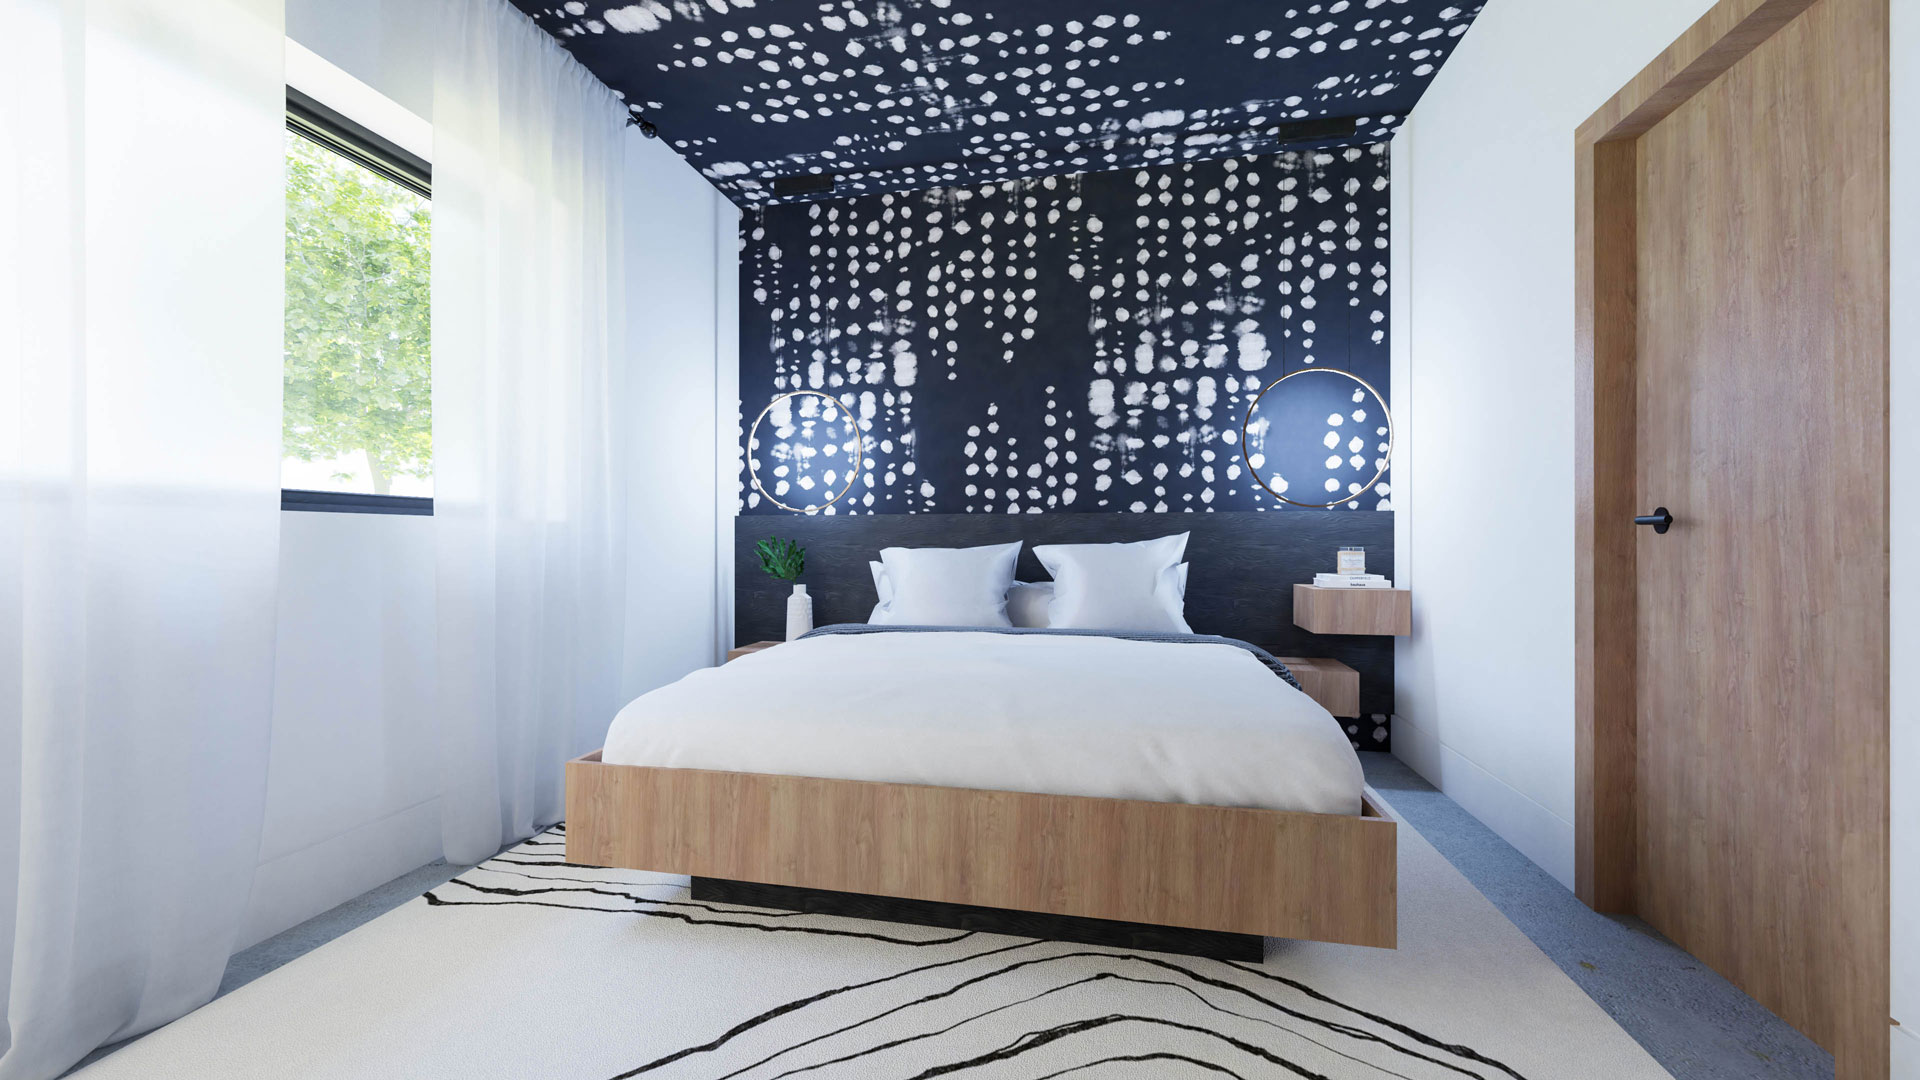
1574, 0, 1823, 915
1573, 0, 1889, 1072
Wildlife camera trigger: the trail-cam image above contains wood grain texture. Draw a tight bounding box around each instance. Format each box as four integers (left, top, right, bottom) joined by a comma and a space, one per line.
1273, 656, 1361, 717
1575, 0, 1889, 1072
1290, 585, 1411, 636
1574, 136, 1640, 914
1575, 0, 1820, 145
734, 510, 1397, 714
725, 641, 781, 662
566, 752, 1399, 948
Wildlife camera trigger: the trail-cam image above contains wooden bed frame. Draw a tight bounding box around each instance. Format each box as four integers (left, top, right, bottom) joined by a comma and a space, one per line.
565, 751, 1398, 950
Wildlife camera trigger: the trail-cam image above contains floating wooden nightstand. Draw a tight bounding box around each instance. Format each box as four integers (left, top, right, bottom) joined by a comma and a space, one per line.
1292, 584, 1411, 636
1272, 656, 1361, 717
725, 641, 782, 662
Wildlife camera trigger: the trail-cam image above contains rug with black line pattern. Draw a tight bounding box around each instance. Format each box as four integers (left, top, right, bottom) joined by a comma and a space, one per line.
72, 794, 1673, 1080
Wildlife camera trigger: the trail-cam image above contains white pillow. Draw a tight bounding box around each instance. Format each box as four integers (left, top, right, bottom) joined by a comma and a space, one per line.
1006, 581, 1054, 628
875, 569, 1054, 628
867, 560, 895, 623
873, 555, 1187, 629
1034, 533, 1193, 633
874, 542, 1022, 627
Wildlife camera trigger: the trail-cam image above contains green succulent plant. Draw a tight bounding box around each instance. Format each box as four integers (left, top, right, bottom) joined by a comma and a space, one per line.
755, 536, 806, 582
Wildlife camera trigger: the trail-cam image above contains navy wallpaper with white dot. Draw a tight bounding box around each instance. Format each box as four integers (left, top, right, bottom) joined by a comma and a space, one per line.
505, 1, 1477, 516
511, 0, 1479, 205
738, 146, 1392, 515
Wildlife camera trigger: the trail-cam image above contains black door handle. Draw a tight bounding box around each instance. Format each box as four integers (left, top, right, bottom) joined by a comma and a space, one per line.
1634, 507, 1673, 534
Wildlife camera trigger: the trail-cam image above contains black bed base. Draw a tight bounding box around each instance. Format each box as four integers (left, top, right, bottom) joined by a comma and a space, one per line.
691, 877, 1265, 962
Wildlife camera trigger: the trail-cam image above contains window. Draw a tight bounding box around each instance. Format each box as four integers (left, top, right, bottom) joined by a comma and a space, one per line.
281, 90, 433, 513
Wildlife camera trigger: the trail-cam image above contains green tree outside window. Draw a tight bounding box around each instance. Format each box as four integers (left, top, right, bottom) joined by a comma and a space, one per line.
283, 128, 431, 495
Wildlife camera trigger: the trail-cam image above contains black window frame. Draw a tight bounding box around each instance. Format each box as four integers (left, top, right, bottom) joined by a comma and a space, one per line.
281, 88, 434, 516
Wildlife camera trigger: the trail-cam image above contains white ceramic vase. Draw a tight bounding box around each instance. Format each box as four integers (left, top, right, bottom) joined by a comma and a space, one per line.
785, 583, 813, 641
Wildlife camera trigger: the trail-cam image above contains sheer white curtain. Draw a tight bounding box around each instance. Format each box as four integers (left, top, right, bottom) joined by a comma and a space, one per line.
0, 0, 286, 1077
432, 0, 632, 864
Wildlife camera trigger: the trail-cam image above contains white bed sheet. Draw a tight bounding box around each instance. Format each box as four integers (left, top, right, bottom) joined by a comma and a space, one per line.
601, 631, 1364, 816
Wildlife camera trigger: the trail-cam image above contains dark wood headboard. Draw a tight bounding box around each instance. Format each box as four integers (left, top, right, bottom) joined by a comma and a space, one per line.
734, 511, 1395, 718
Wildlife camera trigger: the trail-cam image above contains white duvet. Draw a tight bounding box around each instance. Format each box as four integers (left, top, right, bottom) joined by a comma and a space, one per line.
602, 631, 1364, 816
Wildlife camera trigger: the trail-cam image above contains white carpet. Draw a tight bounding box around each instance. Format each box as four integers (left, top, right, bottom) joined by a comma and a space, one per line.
76, 795, 1672, 1079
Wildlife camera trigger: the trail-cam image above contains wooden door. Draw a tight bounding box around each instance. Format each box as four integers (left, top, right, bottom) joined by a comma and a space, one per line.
1575, 0, 1888, 1076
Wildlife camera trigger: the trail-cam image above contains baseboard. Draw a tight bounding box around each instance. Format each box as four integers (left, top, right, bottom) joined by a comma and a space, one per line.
1391, 713, 1575, 889
1389, 708, 1443, 779
1893, 1022, 1919, 1078
237, 797, 442, 950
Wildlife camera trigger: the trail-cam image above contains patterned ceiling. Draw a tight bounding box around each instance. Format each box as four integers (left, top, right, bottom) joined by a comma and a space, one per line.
510, 1, 1483, 206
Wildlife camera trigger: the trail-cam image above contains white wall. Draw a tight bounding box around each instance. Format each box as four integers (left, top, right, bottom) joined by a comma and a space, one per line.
1890, 0, 1915, 1067
1389, 0, 1721, 888
243, 1, 737, 947
285, 0, 434, 120
714, 206, 742, 660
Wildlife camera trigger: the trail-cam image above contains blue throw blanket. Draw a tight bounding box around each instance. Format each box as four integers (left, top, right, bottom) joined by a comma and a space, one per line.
799, 623, 1302, 692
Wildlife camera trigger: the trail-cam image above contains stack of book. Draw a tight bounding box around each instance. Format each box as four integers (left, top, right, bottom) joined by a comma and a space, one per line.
1312, 572, 1395, 589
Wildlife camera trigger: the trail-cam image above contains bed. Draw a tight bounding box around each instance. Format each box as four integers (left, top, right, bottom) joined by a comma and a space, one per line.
566, 624, 1397, 957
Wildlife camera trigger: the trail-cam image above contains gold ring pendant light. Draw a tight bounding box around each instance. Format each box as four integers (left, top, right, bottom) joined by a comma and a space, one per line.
745, 389, 865, 513
1239, 293, 1394, 508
